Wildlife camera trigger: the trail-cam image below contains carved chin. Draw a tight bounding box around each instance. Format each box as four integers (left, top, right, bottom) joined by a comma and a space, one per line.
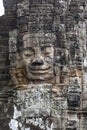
26, 65, 54, 81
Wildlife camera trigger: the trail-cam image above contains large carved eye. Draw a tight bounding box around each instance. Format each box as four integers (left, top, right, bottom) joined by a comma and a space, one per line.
41, 46, 53, 55
23, 48, 35, 57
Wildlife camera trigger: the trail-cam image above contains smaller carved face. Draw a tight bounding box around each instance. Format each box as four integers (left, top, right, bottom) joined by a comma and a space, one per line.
22, 33, 55, 82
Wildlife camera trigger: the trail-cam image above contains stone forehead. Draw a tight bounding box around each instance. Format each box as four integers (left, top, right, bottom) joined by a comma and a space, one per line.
23, 33, 56, 46
23, 33, 56, 40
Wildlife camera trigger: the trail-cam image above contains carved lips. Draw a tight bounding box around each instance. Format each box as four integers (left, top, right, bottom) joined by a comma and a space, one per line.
26, 64, 53, 80
29, 65, 50, 74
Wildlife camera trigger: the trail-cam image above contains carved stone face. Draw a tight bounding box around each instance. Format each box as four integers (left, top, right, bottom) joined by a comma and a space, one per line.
22, 33, 56, 82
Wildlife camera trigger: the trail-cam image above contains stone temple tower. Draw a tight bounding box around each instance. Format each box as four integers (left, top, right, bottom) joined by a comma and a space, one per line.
0, 0, 87, 130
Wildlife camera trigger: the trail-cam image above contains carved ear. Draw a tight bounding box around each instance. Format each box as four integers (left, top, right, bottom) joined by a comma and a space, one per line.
10, 67, 28, 89
15, 52, 24, 67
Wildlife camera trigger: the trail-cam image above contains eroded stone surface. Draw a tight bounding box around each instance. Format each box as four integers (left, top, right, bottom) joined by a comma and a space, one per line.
0, 0, 87, 130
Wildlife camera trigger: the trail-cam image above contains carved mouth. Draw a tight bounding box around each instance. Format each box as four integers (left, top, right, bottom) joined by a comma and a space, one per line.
29, 69, 49, 74
27, 65, 51, 74
29, 65, 50, 70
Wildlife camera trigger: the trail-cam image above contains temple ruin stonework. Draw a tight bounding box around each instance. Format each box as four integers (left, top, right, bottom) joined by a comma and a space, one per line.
0, 0, 87, 130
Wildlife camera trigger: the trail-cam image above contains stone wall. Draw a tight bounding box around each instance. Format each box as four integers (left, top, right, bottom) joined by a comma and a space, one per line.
0, 0, 87, 130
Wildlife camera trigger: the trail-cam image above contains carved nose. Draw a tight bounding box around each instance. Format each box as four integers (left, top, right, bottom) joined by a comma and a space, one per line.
32, 55, 44, 65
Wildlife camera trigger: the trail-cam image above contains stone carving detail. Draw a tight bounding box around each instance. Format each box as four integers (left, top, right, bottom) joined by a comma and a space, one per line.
67, 92, 80, 108
1, 0, 87, 130
66, 120, 77, 130
9, 30, 28, 88
21, 33, 55, 83
14, 84, 52, 117
9, 32, 56, 86
67, 86, 81, 109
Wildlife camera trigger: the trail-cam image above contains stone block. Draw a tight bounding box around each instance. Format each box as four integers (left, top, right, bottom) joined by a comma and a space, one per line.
13, 84, 52, 117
